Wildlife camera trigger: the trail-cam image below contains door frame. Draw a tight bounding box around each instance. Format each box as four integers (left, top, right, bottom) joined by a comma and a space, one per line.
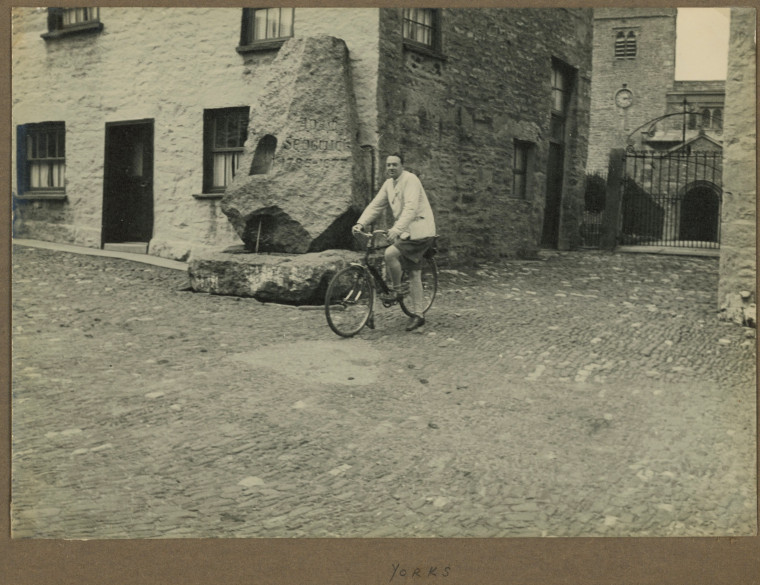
101, 118, 155, 247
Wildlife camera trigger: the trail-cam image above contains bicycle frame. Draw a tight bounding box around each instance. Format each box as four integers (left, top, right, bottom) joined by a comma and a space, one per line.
355, 230, 396, 304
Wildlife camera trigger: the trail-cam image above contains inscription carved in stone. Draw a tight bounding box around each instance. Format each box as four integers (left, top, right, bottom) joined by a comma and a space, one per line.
221, 36, 368, 254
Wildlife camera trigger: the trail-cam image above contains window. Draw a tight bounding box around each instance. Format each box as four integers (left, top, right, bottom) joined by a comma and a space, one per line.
403, 8, 442, 54
512, 141, 533, 199
17, 122, 66, 196
239, 8, 294, 51
550, 61, 572, 143
43, 7, 103, 39
712, 108, 722, 131
203, 107, 250, 194
614, 30, 637, 59
701, 108, 712, 128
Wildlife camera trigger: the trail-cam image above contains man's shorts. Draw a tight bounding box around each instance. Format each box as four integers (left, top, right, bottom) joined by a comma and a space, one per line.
394, 237, 435, 271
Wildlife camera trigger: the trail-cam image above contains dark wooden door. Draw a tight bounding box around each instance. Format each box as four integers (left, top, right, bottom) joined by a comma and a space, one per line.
102, 121, 154, 245
541, 142, 564, 248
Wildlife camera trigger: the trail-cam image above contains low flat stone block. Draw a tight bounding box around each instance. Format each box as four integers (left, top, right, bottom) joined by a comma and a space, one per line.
188, 248, 360, 305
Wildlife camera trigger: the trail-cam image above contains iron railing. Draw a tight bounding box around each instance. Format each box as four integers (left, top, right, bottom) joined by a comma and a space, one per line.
620, 150, 722, 249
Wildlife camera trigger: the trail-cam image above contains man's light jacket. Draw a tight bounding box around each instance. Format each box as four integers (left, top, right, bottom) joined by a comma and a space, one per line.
357, 170, 436, 240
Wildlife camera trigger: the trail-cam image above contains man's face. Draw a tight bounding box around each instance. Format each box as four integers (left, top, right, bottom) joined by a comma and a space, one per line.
386, 156, 403, 180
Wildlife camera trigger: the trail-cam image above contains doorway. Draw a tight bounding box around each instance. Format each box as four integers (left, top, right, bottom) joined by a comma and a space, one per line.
541, 142, 564, 248
679, 184, 721, 243
102, 120, 154, 249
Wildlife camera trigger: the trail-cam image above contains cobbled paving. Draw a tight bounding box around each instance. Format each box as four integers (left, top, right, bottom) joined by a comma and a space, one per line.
11, 245, 756, 538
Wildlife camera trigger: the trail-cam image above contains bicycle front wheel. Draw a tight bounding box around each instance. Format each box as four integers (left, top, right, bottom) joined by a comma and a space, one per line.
325, 265, 375, 337
400, 256, 438, 317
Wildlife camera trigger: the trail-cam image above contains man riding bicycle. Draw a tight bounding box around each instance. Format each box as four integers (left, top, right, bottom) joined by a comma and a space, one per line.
352, 153, 436, 332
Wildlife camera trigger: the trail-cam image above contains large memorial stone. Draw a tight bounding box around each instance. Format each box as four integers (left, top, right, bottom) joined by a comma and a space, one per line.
221, 35, 368, 254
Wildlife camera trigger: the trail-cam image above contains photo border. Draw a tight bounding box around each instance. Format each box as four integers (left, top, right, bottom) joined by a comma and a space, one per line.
2, 0, 758, 583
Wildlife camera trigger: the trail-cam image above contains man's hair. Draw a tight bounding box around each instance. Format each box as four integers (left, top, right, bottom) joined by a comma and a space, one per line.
388, 152, 404, 164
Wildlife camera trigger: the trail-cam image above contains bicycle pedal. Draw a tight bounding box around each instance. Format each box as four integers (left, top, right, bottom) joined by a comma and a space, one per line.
366, 316, 375, 329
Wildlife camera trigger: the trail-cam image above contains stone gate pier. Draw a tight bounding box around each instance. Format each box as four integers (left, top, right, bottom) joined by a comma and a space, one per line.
718, 8, 756, 327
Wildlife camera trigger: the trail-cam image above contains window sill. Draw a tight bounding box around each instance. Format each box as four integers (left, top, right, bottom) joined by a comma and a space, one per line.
42, 21, 104, 40
403, 40, 447, 61
193, 193, 224, 200
15, 192, 67, 201
237, 39, 288, 54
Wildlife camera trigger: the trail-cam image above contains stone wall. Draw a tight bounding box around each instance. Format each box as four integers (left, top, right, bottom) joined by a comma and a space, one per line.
588, 8, 677, 173
718, 7, 756, 327
11, 7, 380, 260
377, 8, 593, 260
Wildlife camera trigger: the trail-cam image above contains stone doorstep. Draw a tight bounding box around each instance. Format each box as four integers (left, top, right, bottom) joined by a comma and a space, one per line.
188, 248, 360, 305
103, 242, 149, 254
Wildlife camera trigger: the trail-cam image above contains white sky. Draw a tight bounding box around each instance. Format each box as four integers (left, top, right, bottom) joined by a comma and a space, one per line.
675, 7, 731, 80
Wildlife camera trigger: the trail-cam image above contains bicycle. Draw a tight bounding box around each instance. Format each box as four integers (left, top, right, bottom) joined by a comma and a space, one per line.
324, 230, 438, 338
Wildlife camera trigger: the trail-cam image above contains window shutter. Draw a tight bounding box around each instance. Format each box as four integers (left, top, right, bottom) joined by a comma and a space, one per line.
615, 32, 626, 58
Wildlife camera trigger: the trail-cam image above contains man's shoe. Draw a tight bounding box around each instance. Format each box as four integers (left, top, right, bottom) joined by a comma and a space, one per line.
406, 314, 426, 331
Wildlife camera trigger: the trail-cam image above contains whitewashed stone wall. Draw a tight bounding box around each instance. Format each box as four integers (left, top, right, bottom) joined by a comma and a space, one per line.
718, 8, 756, 327
11, 7, 380, 260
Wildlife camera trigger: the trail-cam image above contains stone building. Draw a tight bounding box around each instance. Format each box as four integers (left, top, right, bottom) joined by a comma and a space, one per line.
588, 9, 728, 167
11, 7, 593, 262
587, 7, 678, 173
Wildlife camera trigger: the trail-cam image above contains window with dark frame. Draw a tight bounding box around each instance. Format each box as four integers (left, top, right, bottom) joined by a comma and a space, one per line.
403, 8, 441, 53
203, 107, 250, 194
512, 141, 532, 199
20, 122, 66, 194
240, 8, 294, 49
550, 62, 572, 143
614, 30, 637, 59
44, 7, 103, 39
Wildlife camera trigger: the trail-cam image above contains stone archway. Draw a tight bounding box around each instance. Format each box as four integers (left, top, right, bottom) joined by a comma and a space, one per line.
679, 181, 721, 243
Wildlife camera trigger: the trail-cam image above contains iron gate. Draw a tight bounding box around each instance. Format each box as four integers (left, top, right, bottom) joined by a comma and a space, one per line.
620, 150, 723, 249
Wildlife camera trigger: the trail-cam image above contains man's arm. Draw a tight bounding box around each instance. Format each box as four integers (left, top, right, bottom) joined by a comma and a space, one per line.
355, 183, 389, 230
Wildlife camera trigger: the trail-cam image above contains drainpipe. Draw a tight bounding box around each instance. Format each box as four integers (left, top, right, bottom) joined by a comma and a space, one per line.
360, 144, 376, 205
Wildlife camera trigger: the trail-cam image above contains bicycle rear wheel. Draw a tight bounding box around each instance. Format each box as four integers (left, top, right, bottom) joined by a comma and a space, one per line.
325, 265, 375, 337
400, 256, 438, 317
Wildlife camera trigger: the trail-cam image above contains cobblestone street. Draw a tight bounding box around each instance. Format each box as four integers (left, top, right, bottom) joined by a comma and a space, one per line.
10, 243, 756, 539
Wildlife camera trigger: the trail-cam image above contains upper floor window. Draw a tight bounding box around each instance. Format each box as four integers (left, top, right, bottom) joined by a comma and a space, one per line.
694, 107, 723, 132
550, 60, 573, 143
403, 8, 442, 54
17, 122, 66, 196
43, 7, 103, 40
203, 107, 250, 194
615, 30, 637, 59
239, 8, 294, 52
